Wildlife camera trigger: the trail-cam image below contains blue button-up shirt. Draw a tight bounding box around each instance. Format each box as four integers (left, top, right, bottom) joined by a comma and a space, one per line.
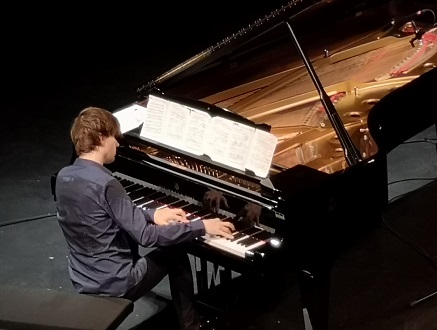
55, 158, 205, 296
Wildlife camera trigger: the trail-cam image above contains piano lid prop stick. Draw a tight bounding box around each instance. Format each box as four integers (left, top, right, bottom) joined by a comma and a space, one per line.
285, 21, 362, 166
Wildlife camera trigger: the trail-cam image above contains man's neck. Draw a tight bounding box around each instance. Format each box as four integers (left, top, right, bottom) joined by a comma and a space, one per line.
79, 152, 104, 165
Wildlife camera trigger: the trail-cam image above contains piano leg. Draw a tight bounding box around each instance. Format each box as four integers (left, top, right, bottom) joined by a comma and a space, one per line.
220, 267, 232, 287
195, 257, 209, 295
192, 257, 239, 328
297, 266, 330, 330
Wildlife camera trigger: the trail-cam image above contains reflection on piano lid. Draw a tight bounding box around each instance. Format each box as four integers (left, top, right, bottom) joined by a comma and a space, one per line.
119, 133, 281, 209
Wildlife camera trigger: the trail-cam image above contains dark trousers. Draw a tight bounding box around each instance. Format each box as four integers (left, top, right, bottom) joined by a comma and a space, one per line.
124, 247, 200, 330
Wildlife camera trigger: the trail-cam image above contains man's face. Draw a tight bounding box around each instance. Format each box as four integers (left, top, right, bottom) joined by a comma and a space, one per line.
101, 135, 119, 164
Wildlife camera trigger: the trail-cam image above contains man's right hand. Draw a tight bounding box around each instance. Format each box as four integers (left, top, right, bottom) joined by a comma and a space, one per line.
202, 218, 235, 239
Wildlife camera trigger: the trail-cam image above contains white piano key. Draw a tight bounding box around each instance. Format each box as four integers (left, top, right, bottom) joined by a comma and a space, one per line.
202, 233, 267, 258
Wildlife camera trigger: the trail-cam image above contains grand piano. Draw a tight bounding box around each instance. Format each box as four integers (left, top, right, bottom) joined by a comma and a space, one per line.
104, 0, 437, 329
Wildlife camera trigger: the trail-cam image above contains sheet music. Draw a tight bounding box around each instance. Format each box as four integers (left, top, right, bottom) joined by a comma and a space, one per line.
204, 117, 254, 171
140, 95, 168, 141
182, 109, 211, 155
246, 129, 278, 177
136, 94, 277, 178
161, 102, 191, 150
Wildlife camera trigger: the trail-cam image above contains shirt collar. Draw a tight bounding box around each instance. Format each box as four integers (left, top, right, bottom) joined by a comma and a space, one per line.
73, 158, 112, 176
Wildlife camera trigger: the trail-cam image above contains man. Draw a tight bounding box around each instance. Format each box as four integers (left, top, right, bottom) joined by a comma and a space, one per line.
55, 106, 235, 330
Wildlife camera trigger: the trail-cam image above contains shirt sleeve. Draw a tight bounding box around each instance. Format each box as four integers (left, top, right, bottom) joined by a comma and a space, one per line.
104, 178, 205, 247
142, 208, 155, 223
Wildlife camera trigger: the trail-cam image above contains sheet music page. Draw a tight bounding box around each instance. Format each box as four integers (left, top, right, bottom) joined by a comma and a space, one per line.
140, 95, 168, 141
136, 93, 275, 176
160, 102, 191, 150
182, 108, 211, 155
204, 117, 254, 171
113, 104, 147, 133
245, 129, 278, 178
138, 95, 211, 156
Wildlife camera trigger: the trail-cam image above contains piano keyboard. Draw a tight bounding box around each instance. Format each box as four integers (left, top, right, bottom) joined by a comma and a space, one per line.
201, 225, 272, 258
114, 172, 277, 259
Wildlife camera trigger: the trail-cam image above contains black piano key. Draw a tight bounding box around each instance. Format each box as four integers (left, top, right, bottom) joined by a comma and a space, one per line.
183, 204, 202, 214
125, 183, 144, 193
230, 231, 246, 241
118, 179, 134, 188
251, 230, 273, 241
151, 195, 173, 204
237, 236, 259, 247
187, 212, 209, 221
207, 212, 228, 219
168, 200, 190, 208
164, 196, 181, 204
128, 187, 155, 201
144, 200, 166, 209
144, 195, 180, 209
186, 214, 199, 221
241, 226, 263, 236
133, 194, 155, 206
193, 209, 211, 217
135, 191, 165, 206
189, 211, 213, 221
119, 179, 135, 189
142, 191, 167, 203
186, 210, 213, 221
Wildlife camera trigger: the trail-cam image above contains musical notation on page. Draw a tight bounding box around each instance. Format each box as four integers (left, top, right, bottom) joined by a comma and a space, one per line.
137, 94, 278, 178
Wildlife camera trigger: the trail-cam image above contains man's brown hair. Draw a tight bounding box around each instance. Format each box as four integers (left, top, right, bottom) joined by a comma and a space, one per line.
70, 107, 121, 156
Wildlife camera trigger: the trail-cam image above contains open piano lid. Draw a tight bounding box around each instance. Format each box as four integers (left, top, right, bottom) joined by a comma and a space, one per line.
134, 0, 437, 181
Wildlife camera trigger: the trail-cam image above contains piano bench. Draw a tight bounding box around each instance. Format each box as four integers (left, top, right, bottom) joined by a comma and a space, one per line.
0, 285, 134, 330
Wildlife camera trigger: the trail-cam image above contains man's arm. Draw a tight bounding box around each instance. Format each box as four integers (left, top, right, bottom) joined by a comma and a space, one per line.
104, 179, 205, 247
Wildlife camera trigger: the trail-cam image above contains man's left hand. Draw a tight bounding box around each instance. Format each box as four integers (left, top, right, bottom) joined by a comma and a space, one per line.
153, 207, 188, 225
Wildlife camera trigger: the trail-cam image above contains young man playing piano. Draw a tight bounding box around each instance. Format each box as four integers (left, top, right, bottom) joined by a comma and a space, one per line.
55, 106, 235, 330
